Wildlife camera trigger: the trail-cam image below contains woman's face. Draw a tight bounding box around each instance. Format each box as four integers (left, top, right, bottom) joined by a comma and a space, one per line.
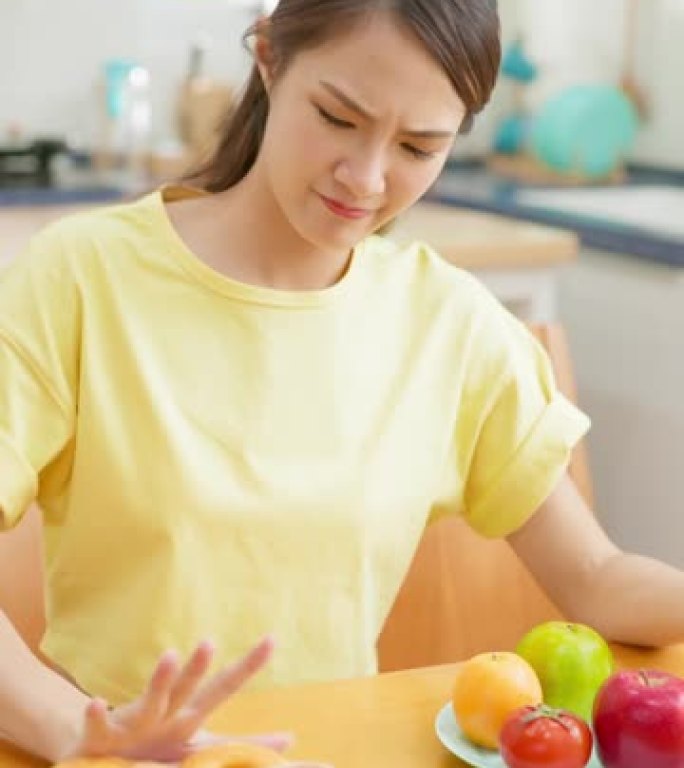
255, 12, 466, 253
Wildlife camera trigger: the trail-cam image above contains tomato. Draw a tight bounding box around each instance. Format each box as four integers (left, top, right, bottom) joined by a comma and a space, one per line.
499, 704, 593, 768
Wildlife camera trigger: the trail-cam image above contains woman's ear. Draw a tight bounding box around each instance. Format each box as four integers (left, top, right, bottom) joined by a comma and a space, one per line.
254, 17, 276, 92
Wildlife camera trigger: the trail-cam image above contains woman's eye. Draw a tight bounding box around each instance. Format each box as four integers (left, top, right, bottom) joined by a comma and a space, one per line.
402, 144, 436, 161
316, 106, 354, 129
315, 103, 437, 160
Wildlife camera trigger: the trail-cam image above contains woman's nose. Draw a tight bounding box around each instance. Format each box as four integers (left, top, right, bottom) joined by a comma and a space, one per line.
333, 147, 387, 201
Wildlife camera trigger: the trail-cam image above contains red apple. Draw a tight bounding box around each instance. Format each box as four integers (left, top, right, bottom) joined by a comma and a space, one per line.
593, 669, 684, 768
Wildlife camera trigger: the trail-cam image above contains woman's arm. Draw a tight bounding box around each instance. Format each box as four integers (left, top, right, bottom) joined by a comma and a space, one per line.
507, 473, 684, 647
0, 609, 90, 760
0, 613, 294, 763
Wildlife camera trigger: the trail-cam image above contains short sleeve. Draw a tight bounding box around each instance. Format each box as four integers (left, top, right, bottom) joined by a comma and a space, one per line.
454, 302, 590, 539
0, 225, 80, 529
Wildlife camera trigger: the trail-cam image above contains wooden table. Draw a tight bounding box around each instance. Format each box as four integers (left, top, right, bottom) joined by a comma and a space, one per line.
2, 643, 684, 768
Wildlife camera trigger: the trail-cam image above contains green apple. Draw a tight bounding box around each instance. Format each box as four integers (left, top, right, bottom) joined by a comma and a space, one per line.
515, 621, 614, 722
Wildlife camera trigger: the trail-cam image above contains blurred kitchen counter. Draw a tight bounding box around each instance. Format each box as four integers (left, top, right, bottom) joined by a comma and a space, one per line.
0, 194, 579, 321
391, 202, 578, 320
391, 202, 577, 270
428, 158, 684, 267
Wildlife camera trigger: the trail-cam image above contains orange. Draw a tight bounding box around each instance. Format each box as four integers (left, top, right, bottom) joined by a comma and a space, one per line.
53, 761, 130, 768
182, 743, 287, 768
451, 651, 543, 749
55, 745, 286, 768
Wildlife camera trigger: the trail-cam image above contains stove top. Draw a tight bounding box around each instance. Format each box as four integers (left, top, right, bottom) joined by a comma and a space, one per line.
0, 138, 68, 186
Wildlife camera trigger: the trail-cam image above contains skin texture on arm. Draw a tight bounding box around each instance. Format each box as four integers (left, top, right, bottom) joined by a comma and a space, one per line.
0, 609, 91, 760
508, 473, 684, 647
0, 623, 299, 764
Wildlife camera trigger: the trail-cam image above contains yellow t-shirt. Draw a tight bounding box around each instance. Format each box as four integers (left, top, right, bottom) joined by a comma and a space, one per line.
0, 186, 589, 704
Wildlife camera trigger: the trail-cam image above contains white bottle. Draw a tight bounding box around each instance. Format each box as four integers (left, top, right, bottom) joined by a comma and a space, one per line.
120, 65, 152, 188
99, 59, 152, 189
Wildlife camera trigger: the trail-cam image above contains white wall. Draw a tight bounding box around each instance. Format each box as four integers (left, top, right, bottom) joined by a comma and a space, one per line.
0, 0, 257, 150
629, 0, 684, 168
0, 0, 525, 159
0, 0, 682, 168
559, 249, 684, 568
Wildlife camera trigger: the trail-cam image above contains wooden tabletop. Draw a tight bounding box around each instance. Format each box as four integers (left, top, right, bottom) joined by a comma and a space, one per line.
2, 643, 684, 768
391, 202, 579, 270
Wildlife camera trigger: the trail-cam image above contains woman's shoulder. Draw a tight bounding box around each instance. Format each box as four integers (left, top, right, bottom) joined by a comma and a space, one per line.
16, 189, 166, 282
38, 189, 162, 247
362, 232, 535, 365
362, 232, 501, 311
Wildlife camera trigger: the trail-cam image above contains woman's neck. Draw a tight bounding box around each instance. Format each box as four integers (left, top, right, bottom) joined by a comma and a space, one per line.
177, 168, 354, 291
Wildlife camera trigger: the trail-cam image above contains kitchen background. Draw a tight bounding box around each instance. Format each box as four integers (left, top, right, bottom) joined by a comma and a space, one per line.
1, 0, 682, 168
1, 0, 684, 567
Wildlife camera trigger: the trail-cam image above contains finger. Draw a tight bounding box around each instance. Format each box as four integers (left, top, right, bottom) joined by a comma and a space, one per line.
166, 640, 216, 716
136, 649, 182, 723
189, 636, 275, 715
81, 697, 114, 753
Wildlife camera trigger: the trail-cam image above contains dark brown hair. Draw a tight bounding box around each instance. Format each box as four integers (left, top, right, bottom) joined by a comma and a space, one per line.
187, 0, 500, 193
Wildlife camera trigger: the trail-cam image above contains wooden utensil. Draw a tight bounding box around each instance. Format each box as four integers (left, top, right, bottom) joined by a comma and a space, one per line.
620, 0, 649, 119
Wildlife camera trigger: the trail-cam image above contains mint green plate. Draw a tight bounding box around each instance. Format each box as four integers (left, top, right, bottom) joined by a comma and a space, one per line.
435, 703, 604, 767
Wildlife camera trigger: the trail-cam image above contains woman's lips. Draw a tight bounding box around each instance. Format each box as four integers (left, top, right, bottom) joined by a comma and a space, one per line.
319, 194, 374, 220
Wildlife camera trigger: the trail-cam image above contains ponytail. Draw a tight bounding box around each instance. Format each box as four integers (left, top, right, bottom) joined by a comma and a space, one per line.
183, 65, 269, 193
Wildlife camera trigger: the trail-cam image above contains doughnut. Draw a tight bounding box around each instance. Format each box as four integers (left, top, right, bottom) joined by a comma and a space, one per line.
53, 743, 286, 768
53, 760, 132, 768
181, 743, 287, 768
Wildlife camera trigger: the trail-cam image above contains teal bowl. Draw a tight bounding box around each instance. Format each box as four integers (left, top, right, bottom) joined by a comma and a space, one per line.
531, 85, 639, 178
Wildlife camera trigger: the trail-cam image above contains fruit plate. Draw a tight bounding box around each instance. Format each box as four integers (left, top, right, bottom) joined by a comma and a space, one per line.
435, 703, 604, 768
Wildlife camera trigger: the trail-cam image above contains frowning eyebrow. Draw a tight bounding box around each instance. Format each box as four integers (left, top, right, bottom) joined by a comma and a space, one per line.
319, 80, 456, 139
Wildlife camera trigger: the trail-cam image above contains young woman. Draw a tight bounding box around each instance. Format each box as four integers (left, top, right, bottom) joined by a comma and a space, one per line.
2, 0, 684, 763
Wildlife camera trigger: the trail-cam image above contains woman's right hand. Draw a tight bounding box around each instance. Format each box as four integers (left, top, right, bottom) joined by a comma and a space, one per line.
56, 636, 329, 766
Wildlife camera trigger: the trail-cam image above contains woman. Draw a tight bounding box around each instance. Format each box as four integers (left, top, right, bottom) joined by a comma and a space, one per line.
2, 0, 684, 763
